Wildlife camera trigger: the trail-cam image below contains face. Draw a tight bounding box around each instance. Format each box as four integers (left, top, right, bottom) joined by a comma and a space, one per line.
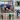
4, 4, 6, 8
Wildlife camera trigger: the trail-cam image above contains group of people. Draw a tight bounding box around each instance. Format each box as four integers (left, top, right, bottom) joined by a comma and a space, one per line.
1, 4, 13, 13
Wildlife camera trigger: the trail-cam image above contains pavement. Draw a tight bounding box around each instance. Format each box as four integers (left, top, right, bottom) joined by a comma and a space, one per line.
14, 13, 20, 20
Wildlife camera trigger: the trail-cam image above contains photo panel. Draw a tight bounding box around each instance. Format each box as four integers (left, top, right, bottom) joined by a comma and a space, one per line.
1, 2, 14, 13
14, 0, 20, 20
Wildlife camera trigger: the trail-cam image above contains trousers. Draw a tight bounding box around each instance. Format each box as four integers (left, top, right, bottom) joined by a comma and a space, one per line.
17, 12, 20, 17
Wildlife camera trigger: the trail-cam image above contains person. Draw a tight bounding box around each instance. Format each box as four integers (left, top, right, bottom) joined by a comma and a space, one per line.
17, 1, 20, 6
4, 4, 11, 10
9, 14, 11, 20
1, 4, 6, 13
1, 4, 4, 13
10, 7, 13, 11
17, 10, 19, 18
6, 4, 11, 9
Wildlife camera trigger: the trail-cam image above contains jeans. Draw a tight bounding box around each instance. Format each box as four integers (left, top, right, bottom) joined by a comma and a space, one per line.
17, 13, 18, 17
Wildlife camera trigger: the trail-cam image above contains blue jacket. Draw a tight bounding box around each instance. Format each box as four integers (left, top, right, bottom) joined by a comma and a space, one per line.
1, 4, 4, 8
6, 4, 11, 9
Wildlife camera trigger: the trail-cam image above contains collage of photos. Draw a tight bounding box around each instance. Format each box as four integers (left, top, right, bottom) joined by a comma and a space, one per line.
0, 0, 20, 20
1, 4, 14, 13
14, 0, 20, 20
0, 0, 14, 20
